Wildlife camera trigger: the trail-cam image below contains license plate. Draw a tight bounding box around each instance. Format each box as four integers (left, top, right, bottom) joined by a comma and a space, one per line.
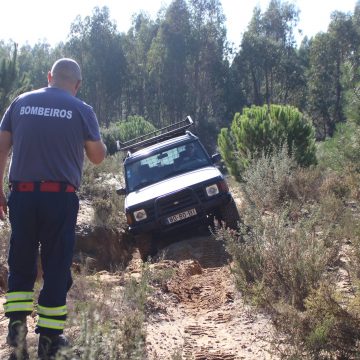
167, 208, 197, 224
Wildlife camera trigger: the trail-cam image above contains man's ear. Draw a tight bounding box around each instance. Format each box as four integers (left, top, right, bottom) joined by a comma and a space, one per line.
47, 71, 52, 84
74, 80, 82, 94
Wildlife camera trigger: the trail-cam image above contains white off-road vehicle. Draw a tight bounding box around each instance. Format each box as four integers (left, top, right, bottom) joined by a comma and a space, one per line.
116, 117, 240, 259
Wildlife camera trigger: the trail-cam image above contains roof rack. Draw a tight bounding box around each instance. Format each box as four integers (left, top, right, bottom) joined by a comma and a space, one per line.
117, 116, 194, 153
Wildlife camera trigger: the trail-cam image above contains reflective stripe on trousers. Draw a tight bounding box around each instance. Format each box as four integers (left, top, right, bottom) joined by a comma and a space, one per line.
37, 317, 66, 331
3, 291, 34, 315
36, 304, 68, 331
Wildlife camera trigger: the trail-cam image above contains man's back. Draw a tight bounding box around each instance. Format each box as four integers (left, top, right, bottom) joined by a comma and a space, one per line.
2, 87, 100, 188
0, 58, 106, 359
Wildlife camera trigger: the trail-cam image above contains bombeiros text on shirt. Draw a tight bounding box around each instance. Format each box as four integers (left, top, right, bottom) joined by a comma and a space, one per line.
20, 106, 72, 119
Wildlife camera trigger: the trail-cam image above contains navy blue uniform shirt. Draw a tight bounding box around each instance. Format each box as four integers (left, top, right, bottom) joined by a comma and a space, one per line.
0, 87, 101, 188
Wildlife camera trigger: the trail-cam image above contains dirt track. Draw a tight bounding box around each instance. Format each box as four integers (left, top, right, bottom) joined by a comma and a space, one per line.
143, 234, 276, 360
0, 224, 277, 359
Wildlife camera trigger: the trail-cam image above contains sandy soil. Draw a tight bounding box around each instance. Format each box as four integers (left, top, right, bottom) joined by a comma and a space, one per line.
143, 234, 277, 360
0, 199, 278, 360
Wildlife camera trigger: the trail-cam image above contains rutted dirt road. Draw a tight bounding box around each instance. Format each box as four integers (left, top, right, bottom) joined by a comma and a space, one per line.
142, 234, 277, 360
0, 199, 278, 359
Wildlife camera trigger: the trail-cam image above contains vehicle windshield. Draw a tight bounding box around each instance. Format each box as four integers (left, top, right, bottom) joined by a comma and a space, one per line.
125, 141, 210, 192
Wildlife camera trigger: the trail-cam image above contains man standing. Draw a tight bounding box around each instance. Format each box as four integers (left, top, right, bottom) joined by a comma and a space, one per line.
0, 58, 106, 359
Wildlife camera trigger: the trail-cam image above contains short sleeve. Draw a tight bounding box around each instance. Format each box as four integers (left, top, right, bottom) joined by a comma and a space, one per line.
81, 104, 101, 141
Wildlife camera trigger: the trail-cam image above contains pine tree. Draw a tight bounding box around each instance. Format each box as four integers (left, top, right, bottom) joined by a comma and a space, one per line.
218, 104, 316, 178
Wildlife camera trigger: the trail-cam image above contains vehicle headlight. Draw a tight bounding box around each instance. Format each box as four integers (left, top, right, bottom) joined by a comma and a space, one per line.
133, 209, 147, 221
206, 184, 219, 197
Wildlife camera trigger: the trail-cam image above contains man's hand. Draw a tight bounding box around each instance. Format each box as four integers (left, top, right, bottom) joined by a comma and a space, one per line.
0, 190, 7, 220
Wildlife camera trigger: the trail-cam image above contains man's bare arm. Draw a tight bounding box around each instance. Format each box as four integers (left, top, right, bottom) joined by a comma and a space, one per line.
0, 130, 12, 220
84, 140, 107, 165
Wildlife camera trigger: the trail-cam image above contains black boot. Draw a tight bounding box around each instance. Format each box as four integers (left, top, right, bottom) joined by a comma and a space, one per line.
38, 334, 69, 360
7, 315, 28, 347
8, 348, 30, 360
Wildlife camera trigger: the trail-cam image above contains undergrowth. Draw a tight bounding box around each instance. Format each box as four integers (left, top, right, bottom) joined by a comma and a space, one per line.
81, 153, 125, 228
215, 140, 360, 358
43, 262, 172, 360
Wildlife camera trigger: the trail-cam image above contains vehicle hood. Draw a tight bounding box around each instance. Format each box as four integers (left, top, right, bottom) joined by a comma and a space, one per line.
125, 166, 223, 208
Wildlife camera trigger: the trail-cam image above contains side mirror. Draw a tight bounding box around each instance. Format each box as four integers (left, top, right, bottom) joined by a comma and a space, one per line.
211, 153, 221, 164
116, 187, 126, 196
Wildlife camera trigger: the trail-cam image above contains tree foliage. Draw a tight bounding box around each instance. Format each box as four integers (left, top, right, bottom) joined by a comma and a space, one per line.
101, 115, 156, 155
66, 6, 126, 126
218, 104, 317, 178
0, 43, 30, 116
231, 1, 304, 111
1, 0, 360, 152
307, 10, 360, 139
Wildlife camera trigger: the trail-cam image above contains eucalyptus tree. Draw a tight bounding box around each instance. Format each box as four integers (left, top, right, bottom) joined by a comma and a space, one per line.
186, 0, 230, 149
306, 33, 337, 139
307, 9, 359, 138
147, 0, 191, 127
0, 41, 14, 60
0, 44, 17, 115
345, 1, 360, 122
231, 0, 303, 108
66, 6, 126, 126
232, 7, 265, 106
0, 43, 30, 116
122, 13, 158, 120
17, 42, 60, 89
328, 11, 359, 123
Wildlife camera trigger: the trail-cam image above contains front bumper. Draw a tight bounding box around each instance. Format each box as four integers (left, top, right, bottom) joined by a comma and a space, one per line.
127, 191, 232, 235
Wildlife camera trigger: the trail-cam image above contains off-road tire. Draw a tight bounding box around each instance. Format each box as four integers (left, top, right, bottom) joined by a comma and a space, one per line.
217, 198, 240, 230
135, 233, 154, 261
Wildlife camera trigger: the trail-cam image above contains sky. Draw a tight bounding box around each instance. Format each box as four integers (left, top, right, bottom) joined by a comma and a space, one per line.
0, 0, 358, 48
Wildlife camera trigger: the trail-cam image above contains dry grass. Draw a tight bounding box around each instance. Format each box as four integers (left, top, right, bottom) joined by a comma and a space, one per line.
81, 153, 125, 229
215, 147, 360, 358
45, 263, 163, 360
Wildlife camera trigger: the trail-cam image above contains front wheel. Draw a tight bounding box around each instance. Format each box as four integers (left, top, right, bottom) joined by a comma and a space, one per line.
135, 233, 155, 261
216, 199, 241, 230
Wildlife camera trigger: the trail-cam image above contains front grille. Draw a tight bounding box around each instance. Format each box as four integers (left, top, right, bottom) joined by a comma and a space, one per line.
145, 205, 155, 219
194, 187, 206, 202
156, 188, 199, 216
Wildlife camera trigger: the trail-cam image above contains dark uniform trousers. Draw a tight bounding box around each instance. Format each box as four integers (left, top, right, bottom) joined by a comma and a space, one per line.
4, 188, 79, 335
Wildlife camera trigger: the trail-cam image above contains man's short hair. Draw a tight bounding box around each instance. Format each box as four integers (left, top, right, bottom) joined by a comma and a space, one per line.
51, 58, 82, 84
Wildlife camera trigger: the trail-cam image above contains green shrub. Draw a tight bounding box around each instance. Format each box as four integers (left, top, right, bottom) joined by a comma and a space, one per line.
217, 128, 242, 179
215, 143, 360, 358
239, 145, 338, 213
241, 145, 297, 211
218, 105, 317, 179
317, 121, 360, 173
304, 284, 360, 358
101, 115, 156, 155
344, 78, 360, 125
272, 284, 360, 360
217, 205, 334, 310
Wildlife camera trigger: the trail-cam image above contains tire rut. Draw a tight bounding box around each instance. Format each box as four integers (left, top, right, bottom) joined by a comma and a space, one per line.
146, 233, 276, 360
